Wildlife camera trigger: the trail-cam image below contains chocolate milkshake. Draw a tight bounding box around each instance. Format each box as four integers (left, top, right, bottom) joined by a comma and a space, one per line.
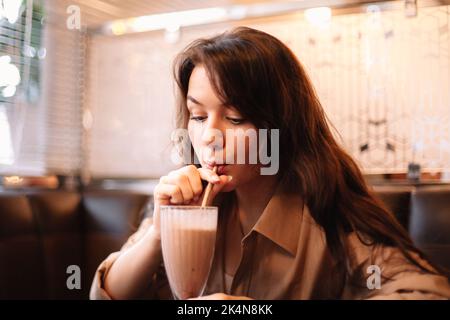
160, 206, 218, 299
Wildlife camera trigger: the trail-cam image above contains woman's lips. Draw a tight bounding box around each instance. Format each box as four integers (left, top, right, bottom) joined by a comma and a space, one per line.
217, 165, 228, 175
204, 162, 228, 175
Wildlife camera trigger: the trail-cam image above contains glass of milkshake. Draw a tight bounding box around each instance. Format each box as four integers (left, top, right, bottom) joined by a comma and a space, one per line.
160, 205, 218, 300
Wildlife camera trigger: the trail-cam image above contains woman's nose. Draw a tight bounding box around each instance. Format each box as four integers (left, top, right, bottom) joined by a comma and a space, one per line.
201, 116, 225, 145
201, 127, 225, 149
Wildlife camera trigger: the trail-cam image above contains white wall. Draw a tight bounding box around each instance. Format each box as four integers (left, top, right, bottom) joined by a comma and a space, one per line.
86, 5, 450, 178
86, 24, 230, 178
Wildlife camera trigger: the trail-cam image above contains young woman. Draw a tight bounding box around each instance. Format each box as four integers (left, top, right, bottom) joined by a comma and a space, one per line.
90, 27, 450, 300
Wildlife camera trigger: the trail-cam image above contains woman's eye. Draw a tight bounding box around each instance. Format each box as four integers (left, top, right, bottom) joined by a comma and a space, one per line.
189, 116, 206, 122
227, 117, 245, 125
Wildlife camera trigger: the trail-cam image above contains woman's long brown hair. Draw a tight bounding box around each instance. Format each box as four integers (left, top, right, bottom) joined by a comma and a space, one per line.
172, 27, 444, 289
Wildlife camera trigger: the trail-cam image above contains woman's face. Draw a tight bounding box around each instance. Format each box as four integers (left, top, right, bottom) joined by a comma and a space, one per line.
186, 65, 263, 192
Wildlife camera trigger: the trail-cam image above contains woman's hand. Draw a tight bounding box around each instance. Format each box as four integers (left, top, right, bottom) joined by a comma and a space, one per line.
189, 293, 253, 300
151, 165, 232, 239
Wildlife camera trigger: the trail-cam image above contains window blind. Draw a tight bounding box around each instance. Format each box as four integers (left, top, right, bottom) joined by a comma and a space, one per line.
0, 0, 85, 176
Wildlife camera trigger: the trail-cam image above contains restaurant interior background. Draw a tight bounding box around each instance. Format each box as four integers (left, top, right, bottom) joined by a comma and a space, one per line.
0, 0, 449, 299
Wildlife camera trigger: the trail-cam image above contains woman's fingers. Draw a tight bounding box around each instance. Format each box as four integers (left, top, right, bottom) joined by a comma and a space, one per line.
154, 183, 184, 204
159, 165, 205, 204
167, 171, 194, 204
182, 165, 203, 200
156, 165, 225, 205
197, 167, 221, 184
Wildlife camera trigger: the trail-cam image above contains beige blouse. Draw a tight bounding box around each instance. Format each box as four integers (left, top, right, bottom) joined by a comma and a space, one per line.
90, 184, 450, 300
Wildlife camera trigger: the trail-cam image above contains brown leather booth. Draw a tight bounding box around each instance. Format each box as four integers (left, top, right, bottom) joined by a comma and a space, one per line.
409, 186, 450, 275
372, 184, 450, 277
0, 185, 449, 299
0, 189, 150, 299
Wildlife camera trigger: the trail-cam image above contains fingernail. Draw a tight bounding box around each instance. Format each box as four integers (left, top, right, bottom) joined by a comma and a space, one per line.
212, 176, 220, 182
227, 176, 233, 182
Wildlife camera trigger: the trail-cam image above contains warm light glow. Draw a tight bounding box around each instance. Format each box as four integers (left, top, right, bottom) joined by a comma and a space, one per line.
304, 7, 332, 27
0, 55, 21, 98
228, 5, 247, 20
82, 109, 93, 130
0, 0, 23, 24
111, 21, 126, 35
2, 85, 16, 97
164, 25, 181, 44
109, 7, 227, 34
4, 176, 23, 184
